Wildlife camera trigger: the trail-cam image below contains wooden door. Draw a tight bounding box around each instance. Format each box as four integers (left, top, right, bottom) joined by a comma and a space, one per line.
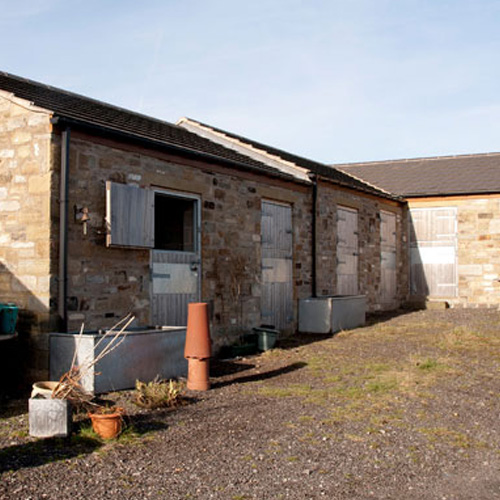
150, 191, 201, 326
261, 200, 293, 332
106, 182, 201, 326
409, 207, 457, 298
337, 206, 359, 295
380, 210, 397, 308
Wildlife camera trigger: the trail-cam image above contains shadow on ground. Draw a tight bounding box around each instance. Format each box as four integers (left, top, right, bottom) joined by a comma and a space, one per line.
211, 361, 307, 389
0, 434, 102, 473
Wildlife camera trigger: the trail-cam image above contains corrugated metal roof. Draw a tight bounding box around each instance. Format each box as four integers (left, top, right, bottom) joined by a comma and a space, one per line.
336, 153, 500, 197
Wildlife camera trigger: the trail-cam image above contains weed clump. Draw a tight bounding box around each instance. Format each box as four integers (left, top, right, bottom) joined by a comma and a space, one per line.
134, 378, 186, 409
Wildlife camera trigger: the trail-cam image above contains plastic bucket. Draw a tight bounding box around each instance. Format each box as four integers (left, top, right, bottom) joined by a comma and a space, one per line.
0, 303, 18, 335
254, 327, 279, 351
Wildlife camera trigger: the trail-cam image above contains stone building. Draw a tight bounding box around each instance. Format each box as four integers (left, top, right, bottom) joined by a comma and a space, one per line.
0, 72, 407, 383
338, 154, 500, 308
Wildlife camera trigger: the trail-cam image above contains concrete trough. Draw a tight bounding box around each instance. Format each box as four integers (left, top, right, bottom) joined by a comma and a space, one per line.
49, 326, 187, 394
298, 295, 366, 334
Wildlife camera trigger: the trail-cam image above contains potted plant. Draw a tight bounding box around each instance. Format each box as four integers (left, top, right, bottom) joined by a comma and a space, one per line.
29, 314, 134, 439
88, 404, 125, 439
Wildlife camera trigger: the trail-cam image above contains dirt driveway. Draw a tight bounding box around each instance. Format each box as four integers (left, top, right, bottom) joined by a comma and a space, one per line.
0, 308, 499, 499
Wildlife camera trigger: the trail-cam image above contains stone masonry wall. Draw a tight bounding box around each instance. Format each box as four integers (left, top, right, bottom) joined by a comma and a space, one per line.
456, 197, 500, 306
317, 182, 408, 311
0, 93, 56, 383
410, 197, 500, 307
59, 134, 312, 350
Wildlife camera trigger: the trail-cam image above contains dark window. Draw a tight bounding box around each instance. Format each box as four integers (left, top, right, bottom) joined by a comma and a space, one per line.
154, 193, 196, 252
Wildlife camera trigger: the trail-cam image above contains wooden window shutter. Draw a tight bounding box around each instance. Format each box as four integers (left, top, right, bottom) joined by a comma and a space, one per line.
106, 181, 154, 248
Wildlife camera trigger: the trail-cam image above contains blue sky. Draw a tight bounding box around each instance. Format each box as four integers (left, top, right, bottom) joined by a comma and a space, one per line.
2, 0, 500, 163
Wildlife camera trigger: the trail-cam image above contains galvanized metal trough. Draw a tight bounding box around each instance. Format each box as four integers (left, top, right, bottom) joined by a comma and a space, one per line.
49, 326, 187, 394
298, 295, 366, 334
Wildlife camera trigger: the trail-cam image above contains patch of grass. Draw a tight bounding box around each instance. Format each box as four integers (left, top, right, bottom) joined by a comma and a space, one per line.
365, 379, 398, 394
419, 426, 486, 449
75, 423, 98, 440
11, 429, 28, 439
439, 325, 500, 352
297, 415, 315, 422
117, 424, 141, 444
256, 383, 332, 405
415, 357, 440, 371
345, 433, 365, 442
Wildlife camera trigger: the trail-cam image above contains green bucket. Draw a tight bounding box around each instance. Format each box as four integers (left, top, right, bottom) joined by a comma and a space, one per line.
254, 326, 279, 351
0, 303, 18, 335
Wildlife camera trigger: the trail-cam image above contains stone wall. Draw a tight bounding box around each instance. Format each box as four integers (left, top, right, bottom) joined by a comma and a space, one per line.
0, 93, 56, 383
316, 181, 408, 311
409, 196, 500, 307
0, 103, 409, 382
59, 133, 312, 348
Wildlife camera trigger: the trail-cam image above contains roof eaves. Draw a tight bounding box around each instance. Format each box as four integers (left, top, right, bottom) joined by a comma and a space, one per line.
51, 114, 307, 185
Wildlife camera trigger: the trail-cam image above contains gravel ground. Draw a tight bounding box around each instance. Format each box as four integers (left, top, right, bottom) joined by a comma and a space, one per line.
0, 308, 499, 499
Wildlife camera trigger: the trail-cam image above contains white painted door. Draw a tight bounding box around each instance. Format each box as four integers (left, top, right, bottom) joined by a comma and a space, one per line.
337, 206, 359, 295
261, 200, 293, 332
380, 211, 397, 308
409, 207, 457, 298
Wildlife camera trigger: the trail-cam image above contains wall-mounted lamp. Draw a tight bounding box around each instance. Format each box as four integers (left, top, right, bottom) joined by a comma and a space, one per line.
74, 206, 90, 235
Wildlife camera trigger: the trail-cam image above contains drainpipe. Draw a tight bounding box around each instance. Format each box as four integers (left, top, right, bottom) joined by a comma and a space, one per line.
309, 173, 318, 298
58, 127, 70, 332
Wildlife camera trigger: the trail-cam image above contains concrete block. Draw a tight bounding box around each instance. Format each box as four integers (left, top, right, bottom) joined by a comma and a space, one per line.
29, 398, 72, 438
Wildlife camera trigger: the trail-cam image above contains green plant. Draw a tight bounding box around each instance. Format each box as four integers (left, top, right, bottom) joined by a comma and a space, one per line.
89, 405, 124, 415
134, 378, 186, 409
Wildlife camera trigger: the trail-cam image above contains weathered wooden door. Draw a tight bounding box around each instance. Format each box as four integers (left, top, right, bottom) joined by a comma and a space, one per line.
151, 191, 201, 326
337, 206, 359, 295
380, 210, 397, 309
409, 207, 457, 298
261, 200, 293, 332
106, 182, 201, 326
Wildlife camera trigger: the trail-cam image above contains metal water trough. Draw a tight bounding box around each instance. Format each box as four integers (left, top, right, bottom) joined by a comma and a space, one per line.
298, 295, 366, 334
49, 326, 187, 394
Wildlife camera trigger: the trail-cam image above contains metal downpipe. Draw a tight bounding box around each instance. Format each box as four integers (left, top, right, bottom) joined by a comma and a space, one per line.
58, 127, 70, 332
309, 173, 318, 298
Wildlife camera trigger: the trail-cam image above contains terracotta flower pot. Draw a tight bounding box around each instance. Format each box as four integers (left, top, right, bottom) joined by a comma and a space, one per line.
89, 408, 123, 439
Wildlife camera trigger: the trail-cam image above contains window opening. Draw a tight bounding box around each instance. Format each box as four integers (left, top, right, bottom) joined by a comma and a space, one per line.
154, 193, 196, 252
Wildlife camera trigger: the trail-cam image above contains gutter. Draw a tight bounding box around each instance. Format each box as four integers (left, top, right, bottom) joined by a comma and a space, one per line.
58, 127, 70, 332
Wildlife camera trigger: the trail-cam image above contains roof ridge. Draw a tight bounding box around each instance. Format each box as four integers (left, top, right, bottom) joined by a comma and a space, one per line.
178, 117, 401, 200
177, 117, 311, 182
179, 116, 329, 167
334, 151, 500, 168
